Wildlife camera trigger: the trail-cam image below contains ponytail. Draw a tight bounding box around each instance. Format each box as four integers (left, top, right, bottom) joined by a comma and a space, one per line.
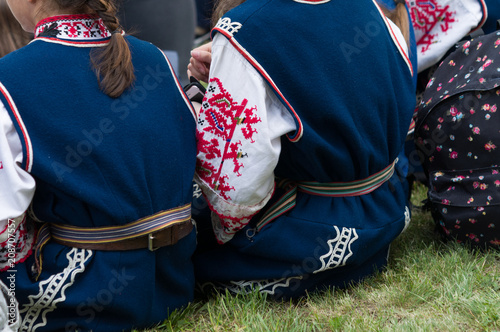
85, 0, 135, 98
53, 0, 134, 97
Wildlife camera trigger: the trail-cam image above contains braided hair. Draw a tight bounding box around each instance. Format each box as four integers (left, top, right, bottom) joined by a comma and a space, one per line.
54, 0, 135, 98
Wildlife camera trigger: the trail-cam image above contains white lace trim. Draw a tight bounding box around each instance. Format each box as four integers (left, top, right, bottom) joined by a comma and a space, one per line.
313, 226, 358, 274
199, 275, 304, 296
402, 205, 411, 233
214, 18, 242, 37
19, 248, 92, 332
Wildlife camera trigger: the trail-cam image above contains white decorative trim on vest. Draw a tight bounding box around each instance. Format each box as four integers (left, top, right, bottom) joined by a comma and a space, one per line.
313, 226, 359, 274
19, 249, 92, 331
214, 18, 243, 37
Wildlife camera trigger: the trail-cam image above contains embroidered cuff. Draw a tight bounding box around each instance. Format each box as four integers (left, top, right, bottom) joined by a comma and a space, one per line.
194, 174, 274, 243
0, 215, 35, 271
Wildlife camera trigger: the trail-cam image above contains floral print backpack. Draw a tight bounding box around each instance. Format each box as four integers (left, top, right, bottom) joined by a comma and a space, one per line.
415, 29, 500, 250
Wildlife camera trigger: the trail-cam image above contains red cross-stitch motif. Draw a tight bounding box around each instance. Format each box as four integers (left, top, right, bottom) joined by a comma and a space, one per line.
61, 22, 81, 38
196, 77, 261, 200
59, 20, 106, 38
35, 16, 111, 40
0, 217, 34, 271
407, 0, 456, 54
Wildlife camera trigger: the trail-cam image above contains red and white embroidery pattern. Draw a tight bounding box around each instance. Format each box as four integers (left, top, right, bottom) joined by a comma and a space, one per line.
34, 15, 111, 42
0, 217, 35, 272
196, 77, 261, 201
407, 0, 456, 54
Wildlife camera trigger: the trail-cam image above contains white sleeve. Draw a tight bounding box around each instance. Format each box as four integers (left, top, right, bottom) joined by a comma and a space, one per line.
387, 17, 408, 55
194, 34, 296, 243
0, 280, 20, 331
0, 100, 36, 243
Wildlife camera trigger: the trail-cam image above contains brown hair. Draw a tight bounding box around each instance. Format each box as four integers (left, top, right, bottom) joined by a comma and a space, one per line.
211, 0, 410, 45
54, 0, 135, 98
0, 0, 32, 58
211, 0, 244, 28
380, 1, 410, 46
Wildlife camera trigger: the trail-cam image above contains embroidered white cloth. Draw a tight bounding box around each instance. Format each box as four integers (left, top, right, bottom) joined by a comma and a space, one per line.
408, 0, 486, 72
0, 105, 34, 231
195, 16, 408, 244
194, 34, 296, 244
34, 14, 112, 42
0, 102, 35, 271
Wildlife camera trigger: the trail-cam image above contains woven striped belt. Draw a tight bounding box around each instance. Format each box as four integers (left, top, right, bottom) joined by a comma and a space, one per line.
255, 160, 397, 232
32, 203, 193, 280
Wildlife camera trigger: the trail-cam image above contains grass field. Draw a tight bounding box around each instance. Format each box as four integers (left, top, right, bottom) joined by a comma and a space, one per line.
143, 182, 500, 331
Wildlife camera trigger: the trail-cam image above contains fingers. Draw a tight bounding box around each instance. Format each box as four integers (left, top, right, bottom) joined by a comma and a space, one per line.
191, 50, 212, 67
187, 43, 213, 83
194, 42, 212, 54
187, 59, 209, 83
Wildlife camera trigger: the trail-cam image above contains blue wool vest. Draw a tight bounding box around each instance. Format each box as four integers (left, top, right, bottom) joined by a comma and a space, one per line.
213, 0, 416, 182
484, 0, 500, 33
0, 36, 197, 227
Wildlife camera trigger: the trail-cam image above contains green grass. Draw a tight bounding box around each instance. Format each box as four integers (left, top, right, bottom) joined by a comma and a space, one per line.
140, 182, 500, 332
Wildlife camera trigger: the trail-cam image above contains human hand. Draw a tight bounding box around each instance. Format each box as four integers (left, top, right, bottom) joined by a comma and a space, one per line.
187, 42, 212, 83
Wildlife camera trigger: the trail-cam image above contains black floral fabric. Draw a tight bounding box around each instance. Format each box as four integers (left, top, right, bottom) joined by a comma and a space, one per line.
415, 30, 500, 250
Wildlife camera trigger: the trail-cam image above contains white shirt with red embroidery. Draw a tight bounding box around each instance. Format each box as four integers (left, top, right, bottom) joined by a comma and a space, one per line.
194, 34, 297, 244
195, 16, 410, 244
408, 0, 486, 72
0, 101, 36, 271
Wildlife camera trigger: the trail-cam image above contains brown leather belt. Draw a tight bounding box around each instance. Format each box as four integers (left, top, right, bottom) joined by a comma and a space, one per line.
51, 220, 194, 251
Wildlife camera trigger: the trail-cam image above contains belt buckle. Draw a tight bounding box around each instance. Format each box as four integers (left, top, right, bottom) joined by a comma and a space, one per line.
148, 233, 159, 251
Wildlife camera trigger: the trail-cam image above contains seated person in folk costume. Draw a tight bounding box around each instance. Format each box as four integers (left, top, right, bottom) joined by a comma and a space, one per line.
189, 0, 417, 298
0, 0, 198, 330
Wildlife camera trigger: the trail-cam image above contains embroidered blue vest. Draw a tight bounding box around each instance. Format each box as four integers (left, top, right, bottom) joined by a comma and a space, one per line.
0, 15, 197, 227
213, 0, 416, 182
